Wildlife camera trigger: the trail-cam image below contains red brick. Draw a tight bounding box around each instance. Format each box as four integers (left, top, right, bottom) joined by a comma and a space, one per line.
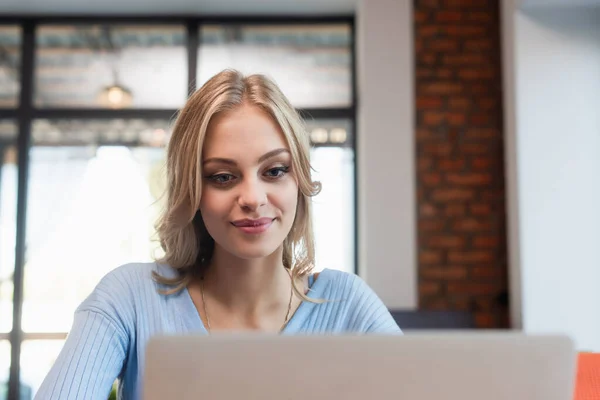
423, 112, 466, 126
464, 39, 495, 52
436, 68, 453, 79
421, 82, 463, 94
448, 97, 470, 109
431, 188, 474, 202
418, 25, 439, 37
448, 112, 466, 126
447, 281, 499, 295
448, 250, 494, 264
419, 219, 447, 232
420, 203, 438, 217
443, 25, 487, 37
417, 69, 434, 79
417, 0, 440, 7
472, 157, 493, 169
436, 11, 463, 22
420, 53, 437, 65
422, 265, 468, 279
428, 38, 460, 52
415, 11, 430, 23
460, 143, 489, 154
426, 235, 466, 249
421, 297, 451, 311
473, 236, 499, 248
446, 172, 492, 186
422, 172, 443, 186
423, 111, 445, 125
464, 128, 498, 139
470, 84, 492, 95
420, 250, 444, 265
420, 280, 442, 296
459, 68, 496, 80
422, 142, 453, 156
445, 204, 466, 217
417, 129, 441, 141
443, 54, 489, 65
415, 0, 507, 329
467, 11, 494, 23
417, 96, 444, 109
418, 156, 434, 171
439, 158, 466, 171
415, 39, 424, 53
475, 312, 497, 328
453, 218, 493, 231
482, 190, 504, 202
471, 203, 492, 216
447, 128, 461, 141
443, 0, 490, 8
470, 113, 491, 125
478, 97, 498, 110
474, 297, 495, 311
451, 297, 472, 311
471, 265, 505, 279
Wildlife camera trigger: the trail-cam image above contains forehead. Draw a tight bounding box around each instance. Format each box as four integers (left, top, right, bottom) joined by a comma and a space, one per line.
203, 104, 289, 159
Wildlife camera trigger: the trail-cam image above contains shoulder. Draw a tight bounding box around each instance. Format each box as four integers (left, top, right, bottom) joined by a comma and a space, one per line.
313, 269, 402, 334
76, 262, 170, 324
313, 269, 374, 301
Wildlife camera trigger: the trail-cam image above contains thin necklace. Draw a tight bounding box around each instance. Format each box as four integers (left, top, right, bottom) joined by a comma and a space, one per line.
199, 270, 294, 333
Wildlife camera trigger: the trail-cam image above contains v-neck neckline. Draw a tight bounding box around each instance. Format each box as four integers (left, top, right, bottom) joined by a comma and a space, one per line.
181, 269, 330, 334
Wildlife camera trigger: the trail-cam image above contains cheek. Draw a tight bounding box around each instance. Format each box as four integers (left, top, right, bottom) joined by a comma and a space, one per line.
200, 188, 230, 220
276, 181, 299, 216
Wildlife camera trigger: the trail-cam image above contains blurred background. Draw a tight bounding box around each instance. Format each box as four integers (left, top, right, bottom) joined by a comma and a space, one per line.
0, 0, 598, 398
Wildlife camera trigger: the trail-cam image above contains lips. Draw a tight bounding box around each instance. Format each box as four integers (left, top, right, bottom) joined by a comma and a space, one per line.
231, 218, 275, 234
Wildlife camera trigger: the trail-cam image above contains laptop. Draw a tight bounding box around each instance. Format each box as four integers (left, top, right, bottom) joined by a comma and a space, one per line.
143, 333, 576, 400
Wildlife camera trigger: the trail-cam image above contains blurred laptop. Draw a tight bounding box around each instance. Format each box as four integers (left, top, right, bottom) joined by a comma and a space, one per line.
143, 333, 576, 400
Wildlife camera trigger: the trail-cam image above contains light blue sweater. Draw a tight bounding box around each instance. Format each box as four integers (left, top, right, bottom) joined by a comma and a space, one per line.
35, 262, 401, 400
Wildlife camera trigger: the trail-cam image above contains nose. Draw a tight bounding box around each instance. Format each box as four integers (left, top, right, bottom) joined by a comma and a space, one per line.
237, 177, 267, 211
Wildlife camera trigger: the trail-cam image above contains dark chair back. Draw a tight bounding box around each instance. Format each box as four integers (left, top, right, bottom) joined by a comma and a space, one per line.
389, 310, 475, 330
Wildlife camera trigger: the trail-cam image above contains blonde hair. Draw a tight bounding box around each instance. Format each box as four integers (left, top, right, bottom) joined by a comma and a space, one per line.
153, 69, 321, 300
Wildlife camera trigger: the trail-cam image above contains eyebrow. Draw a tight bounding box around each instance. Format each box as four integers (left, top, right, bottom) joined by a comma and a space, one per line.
203, 148, 290, 166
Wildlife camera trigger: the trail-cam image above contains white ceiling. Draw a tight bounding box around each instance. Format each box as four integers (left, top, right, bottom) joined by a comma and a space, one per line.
519, 0, 600, 7
0, 0, 357, 15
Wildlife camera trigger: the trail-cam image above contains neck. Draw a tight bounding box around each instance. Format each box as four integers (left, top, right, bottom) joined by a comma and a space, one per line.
201, 244, 292, 316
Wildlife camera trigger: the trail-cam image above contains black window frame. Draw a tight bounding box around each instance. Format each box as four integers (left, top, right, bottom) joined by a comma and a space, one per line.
0, 14, 357, 400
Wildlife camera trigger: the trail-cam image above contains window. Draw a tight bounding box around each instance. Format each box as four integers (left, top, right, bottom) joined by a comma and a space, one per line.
35, 25, 187, 108
3, 17, 355, 399
198, 24, 352, 108
0, 121, 18, 335
0, 25, 21, 107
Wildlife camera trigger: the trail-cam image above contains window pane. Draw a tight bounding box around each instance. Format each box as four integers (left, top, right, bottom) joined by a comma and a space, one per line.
0, 26, 21, 107
20, 340, 65, 398
35, 25, 187, 109
198, 24, 352, 108
0, 121, 18, 333
23, 120, 168, 332
309, 120, 355, 274
0, 341, 9, 399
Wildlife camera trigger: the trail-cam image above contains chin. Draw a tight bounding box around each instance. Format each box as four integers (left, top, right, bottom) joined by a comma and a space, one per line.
218, 236, 281, 260
231, 244, 281, 260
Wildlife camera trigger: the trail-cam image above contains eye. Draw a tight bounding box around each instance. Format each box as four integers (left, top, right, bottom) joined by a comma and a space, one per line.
207, 173, 236, 185
264, 166, 290, 179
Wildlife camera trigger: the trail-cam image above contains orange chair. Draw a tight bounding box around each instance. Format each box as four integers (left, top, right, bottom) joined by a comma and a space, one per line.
574, 353, 600, 400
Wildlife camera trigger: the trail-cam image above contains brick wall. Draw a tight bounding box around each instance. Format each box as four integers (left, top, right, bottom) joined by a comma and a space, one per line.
414, 0, 509, 328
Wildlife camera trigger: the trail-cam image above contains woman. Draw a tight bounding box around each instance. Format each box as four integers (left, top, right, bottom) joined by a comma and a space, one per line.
35, 70, 401, 400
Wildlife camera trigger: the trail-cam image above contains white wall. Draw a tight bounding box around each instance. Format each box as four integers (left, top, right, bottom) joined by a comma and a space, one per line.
357, 0, 417, 309
504, 3, 600, 351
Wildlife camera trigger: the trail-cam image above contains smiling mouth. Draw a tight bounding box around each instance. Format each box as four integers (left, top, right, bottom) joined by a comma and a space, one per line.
231, 218, 275, 234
